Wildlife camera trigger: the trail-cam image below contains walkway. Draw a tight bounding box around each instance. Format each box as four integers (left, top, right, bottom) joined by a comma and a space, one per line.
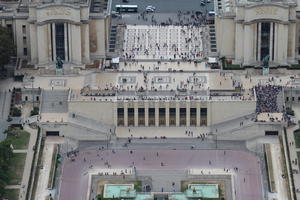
34, 139, 55, 200
18, 125, 38, 200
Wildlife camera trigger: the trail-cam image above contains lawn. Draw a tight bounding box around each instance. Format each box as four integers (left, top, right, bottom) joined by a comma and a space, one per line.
6, 128, 30, 149
293, 130, 300, 148
4, 189, 19, 200
7, 153, 27, 185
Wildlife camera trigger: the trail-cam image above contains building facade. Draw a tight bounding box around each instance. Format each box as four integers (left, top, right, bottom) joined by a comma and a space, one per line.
0, 0, 111, 68
215, 0, 299, 66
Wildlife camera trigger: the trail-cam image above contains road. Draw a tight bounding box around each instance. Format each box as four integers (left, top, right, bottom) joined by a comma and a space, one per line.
111, 0, 214, 13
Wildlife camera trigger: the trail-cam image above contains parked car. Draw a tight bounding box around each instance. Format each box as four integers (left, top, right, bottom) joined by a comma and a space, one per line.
145, 5, 156, 12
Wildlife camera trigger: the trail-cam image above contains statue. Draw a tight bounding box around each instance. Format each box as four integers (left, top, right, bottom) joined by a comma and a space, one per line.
56, 56, 63, 69
262, 55, 270, 76
262, 55, 269, 68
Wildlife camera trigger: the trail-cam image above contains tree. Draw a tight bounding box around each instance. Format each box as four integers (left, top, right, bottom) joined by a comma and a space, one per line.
11, 107, 21, 117
0, 27, 15, 72
0, 140, 13, 198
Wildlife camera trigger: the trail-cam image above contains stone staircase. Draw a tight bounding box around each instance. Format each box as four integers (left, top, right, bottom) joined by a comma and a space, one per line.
68, 112, 115, 136
208, 24, 217, 53
41, 90, 69, 113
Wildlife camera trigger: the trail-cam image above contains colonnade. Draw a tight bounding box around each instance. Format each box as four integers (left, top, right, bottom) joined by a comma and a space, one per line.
114, 101, 210, 127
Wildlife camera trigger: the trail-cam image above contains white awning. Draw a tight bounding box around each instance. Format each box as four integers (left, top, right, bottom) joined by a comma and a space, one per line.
112, 57, 120, 64
208, 57, 218, 63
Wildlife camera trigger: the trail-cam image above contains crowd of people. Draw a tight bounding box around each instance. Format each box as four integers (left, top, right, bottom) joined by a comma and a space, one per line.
123, 25, 208, 61
255, 85, 282, 113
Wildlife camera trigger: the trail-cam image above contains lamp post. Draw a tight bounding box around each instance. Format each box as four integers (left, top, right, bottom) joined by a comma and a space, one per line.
30, 76, 35, 107
215, 134, 218, 149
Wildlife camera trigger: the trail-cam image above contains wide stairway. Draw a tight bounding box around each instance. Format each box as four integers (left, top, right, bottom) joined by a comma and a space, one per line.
41, 90, 69, 113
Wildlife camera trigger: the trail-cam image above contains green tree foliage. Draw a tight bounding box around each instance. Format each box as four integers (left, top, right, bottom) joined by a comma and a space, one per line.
0, 27, 15, 71
11, 107, 21, 117
30, 107, 39, 116
0, 140, 13, 198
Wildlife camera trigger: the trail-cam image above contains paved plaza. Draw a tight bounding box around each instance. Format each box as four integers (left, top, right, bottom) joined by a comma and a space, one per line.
123, 25, 208, 60
59, 149, 263, 200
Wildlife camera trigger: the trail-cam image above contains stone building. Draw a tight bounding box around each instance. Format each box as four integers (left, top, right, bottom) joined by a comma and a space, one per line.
215, 0, 299, 66
0, 0, 111, 68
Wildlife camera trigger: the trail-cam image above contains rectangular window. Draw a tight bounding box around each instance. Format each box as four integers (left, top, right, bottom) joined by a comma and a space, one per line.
55, 23, 65, 60
265, 131, 278, 136
22, 25, 26, 34
23, 48, 27, 56
138, 108, 145, 126
117, 108, 124, 126
23, 36, 27, 46
200, 108, 207, 126
190, 108, 197, 126
128, 108, 134, 126
169, 108, 176, 126
149, 108, 155, 126
180, 108, 186, 126
159, 108, 165, 126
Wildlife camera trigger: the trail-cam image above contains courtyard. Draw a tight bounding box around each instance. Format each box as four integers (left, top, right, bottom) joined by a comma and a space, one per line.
59, 149, 263, 200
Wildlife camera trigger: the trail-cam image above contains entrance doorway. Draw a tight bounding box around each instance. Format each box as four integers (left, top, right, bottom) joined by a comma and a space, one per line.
46, 131, 59, 136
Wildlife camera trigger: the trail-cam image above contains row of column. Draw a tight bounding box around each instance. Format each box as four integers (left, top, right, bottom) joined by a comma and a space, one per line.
238, 21, 295, 65
115, 102, 209, 127
32, 22, 89, 65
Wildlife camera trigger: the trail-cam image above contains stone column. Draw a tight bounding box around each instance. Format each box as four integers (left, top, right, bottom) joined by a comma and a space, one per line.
277, 23, 288, 65
288, 22, 296, 63
145, 101, 149, 127
134, 102, 138, 127
70, 24, 82, 64
124, 102, 128, 127
186, 101, 190, 127
29, 24, 38, 64
207, 102, 211, 126
52, 23, 56, 60
81, 24, 90, 64
47, 24, 52, 62
257, 23, 261, 61
176, 102, 180, 127
269, 22, 273, 61
166, 102, 170, 127
274, 23, 278, 63
235, 23, 244, 64
243, 24, 254, 65
155, 102, 159, 127
37, 24, 49, 65
113, 102, 118, 126
196, 102, 200, 126
64, 23, 69, 62
68, 23, 72, 62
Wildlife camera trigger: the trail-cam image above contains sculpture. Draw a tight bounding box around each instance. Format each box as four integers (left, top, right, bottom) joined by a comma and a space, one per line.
56, 56, 63, 69
262, 55, 269, 68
